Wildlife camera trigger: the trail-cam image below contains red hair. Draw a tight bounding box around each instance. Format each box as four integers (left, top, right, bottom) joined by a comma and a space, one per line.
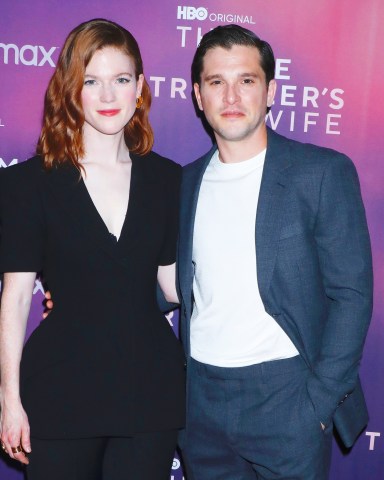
37, 18, 153, 171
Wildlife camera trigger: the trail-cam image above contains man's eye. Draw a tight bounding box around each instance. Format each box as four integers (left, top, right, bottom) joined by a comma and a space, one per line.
243, 78, 254, 84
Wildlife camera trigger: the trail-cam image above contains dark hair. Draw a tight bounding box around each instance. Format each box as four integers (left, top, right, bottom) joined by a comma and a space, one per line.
192, 24, 275, 87
38, 18, 153, 171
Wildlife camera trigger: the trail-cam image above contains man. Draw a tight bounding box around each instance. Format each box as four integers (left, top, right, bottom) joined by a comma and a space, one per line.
177, 25, 373, 479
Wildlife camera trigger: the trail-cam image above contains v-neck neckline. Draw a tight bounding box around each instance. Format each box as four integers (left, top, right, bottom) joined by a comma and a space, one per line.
79, 156, 135, 244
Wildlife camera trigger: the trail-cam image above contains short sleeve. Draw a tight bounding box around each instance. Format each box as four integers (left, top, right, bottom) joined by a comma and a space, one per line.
0, 159, 45, 273
158, 162, 182, 266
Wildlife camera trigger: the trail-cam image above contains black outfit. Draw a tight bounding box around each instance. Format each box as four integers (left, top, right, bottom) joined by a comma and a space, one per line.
27, 431, 179, 480
0, 152, 185, 441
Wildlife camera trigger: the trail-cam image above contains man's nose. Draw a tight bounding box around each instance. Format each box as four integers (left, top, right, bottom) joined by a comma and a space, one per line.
224, 84, 240, 104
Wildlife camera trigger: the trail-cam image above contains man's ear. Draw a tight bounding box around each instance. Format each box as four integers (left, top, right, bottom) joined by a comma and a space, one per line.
267, 79, 277, 108
194, 83, 204, 111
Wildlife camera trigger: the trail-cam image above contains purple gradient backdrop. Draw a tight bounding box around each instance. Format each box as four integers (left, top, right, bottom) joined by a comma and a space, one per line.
1, 1, 383, 478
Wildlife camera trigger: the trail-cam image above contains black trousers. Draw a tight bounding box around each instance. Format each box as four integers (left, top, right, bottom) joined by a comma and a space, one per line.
26, 430, 178, 480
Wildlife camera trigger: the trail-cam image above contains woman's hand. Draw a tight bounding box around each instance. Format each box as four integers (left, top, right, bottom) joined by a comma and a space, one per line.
0, 272, 36, 465
0, 395, 31, 465
43, 289, 54, 319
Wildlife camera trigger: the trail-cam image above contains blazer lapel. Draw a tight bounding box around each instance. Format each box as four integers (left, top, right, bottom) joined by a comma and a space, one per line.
179, 134, 292, 310
178, 146, 216, 314
116, 153, 149, 256
256, 129, 292, 303
43, 163, 135, 266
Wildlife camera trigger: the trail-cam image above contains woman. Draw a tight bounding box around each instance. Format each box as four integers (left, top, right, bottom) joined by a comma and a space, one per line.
0, 19, 185, 480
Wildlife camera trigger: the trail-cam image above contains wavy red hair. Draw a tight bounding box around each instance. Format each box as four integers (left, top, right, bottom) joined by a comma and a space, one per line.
37, 18, 153, 170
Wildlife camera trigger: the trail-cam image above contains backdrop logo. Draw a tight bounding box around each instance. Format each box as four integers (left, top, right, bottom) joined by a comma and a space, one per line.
172, 458, 181, 469
177, 5, 255, 24
366, 431, 381, 450
0, 43, 57, 67
33, 279, 44, 296
177, 6, 207, 20
0, 157, 18, 168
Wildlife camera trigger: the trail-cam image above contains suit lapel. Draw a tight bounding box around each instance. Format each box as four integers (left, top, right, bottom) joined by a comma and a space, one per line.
256, 128, 292, 302
180, 133, 292, 310
116, 153, 148, 256
43, 159, 142, 266
178, 146, 216, 312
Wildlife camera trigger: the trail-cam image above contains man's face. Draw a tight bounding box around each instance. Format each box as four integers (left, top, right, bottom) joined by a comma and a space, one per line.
194, 45, 276, 148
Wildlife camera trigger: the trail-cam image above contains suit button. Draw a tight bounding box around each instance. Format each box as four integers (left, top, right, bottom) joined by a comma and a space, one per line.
338, 394, 349, 406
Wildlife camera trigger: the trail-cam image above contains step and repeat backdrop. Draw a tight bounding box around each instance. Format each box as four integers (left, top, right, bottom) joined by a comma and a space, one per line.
1, 0, 383, 478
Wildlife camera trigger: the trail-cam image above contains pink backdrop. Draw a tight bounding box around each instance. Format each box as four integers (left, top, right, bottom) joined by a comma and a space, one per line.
1, 0, 383, 478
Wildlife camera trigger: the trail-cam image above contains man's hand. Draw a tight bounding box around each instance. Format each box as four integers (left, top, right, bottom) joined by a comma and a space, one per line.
42, 290, 53, 319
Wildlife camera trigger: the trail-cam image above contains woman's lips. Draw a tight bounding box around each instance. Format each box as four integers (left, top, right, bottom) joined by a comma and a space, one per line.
97, 109, 121, 116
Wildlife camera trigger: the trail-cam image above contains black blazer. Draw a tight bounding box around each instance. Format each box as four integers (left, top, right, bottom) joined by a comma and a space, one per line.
0, 152, 185, 438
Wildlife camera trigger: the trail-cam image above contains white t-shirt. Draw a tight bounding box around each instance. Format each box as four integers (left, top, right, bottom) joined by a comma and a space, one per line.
190, 149, 298, 367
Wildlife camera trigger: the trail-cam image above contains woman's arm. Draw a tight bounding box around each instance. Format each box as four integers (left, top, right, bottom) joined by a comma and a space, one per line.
0, 272, 36, 465
157, 263, 179, 304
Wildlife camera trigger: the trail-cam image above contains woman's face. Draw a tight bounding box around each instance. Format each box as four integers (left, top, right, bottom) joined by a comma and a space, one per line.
81, 46, 143, 138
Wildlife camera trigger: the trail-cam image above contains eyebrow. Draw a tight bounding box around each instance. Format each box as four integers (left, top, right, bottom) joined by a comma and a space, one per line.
84, 72, 133, 78
203, 72, 260, 82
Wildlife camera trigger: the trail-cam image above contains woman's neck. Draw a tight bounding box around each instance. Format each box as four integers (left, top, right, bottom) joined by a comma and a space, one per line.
81, 129, 130, 166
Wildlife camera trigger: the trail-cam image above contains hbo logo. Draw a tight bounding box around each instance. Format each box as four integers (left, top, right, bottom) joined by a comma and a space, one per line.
177, 6, 208, 20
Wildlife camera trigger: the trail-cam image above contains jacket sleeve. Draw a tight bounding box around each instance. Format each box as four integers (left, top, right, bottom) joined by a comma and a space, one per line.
0, 160, 45, 273
156, 282, 179, 313
306, 153, 373, 426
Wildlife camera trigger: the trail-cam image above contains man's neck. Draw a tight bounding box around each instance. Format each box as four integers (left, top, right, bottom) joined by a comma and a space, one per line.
216, 126, 268, 164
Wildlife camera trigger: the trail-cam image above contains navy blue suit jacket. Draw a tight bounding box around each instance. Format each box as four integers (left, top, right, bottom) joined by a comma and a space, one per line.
177, 128, 373, 448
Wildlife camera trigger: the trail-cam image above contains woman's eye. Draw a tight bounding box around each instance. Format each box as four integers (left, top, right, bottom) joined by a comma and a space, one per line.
116, 77, 130, 84
84, 79, 96, 86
